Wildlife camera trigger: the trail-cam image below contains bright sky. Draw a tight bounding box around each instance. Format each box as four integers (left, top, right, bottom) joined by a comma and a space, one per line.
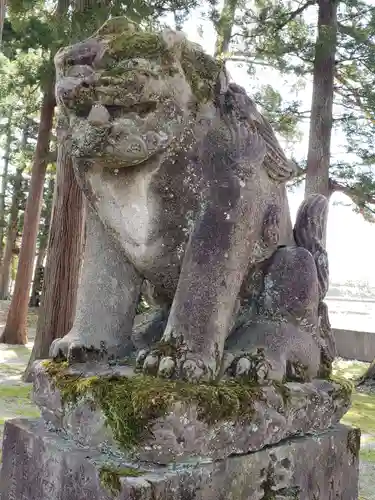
180, 9, 375, 286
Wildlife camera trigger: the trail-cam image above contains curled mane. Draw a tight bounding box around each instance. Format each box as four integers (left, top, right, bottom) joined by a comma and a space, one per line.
214, 74, 295, 183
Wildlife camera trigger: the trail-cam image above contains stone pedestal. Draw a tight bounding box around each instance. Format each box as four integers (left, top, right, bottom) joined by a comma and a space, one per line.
0, 361, 360, 499
31, 361, 354, 464
0, 419, 359, 500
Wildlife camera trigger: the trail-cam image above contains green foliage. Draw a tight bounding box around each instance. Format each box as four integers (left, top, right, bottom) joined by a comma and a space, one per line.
222, 0, 375, 216
252, 85, 303, 142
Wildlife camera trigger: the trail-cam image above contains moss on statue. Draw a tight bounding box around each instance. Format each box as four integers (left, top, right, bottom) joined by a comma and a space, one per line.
43, 360, 261, 450
93, 17, 221, 104
180, 45, 221, 103
107, 31, 168, 61
329, 375, 354, 402
99, 464, 145, 496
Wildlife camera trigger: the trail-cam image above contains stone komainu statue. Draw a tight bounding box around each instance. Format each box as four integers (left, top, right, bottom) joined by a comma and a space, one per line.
50, 18, 335, 383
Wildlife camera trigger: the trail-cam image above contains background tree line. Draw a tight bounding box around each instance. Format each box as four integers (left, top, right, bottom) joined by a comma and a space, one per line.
0, 0, 374, 381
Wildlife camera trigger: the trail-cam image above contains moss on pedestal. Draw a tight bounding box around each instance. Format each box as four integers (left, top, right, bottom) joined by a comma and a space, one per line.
43, 360, 261, 450
99, 464, 145, 496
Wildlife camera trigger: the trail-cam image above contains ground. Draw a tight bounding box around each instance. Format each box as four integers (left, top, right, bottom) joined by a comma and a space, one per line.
0, 301, 374, 498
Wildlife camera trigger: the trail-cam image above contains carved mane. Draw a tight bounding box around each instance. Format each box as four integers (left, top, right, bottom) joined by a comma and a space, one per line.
214, 74, 296, 183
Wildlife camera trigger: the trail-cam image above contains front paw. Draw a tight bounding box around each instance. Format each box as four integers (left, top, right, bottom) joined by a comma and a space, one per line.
135, 345, 214, 382
49, 331, 126, 363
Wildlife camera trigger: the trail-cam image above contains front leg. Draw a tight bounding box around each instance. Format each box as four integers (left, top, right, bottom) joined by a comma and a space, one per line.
140, 130, 268, 382
50, 206, 142, 363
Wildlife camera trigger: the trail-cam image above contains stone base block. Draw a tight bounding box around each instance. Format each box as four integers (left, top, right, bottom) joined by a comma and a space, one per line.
32, 361, 352, 464
0, 418, 359, 500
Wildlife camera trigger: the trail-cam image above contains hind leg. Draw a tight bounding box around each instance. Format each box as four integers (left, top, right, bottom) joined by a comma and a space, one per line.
50, 206, 142, 363
225, 321, 321, 383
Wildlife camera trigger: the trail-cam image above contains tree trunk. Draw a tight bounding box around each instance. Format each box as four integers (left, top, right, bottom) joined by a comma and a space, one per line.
0, 84, 55, 344
214, 0, 239, 57
29, 175, 55, 308
29, 263, 44, 307
24, 115, 86, 380
0, 111, 12, 264
0, 0, 6, 45
0, 168, 23, 300
305, 0, 338, 200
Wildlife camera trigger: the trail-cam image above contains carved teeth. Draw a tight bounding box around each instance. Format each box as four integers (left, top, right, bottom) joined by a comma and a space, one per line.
88, 104, 110, 126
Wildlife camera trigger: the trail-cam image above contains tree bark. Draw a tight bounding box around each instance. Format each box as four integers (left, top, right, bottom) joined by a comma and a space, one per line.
305, 0, 338, 200
29, 175, 55, 307
0, 111, 12, 264
0, 84, 55, 344
24, 115, 86, 380
0, 0, 6, 45
214, 0, 239, 57
0, 168, 23, 300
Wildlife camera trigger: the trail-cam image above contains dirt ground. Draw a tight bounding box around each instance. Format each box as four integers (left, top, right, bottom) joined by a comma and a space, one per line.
0, 301, 374, 498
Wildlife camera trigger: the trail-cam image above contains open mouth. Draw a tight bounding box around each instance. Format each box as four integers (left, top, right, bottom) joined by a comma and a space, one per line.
106, 101, 158, 118
75, 101, 158, 120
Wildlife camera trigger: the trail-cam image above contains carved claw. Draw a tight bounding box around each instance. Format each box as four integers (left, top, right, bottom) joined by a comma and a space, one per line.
143, 353, 160, 376
158, 356, 175, 378
135, 344, 214, 382
235, 357, 251, 377
226, 350, 275, 384
182, 359, 206, 382
49, 332, 128, 364
135, 349, 149, 371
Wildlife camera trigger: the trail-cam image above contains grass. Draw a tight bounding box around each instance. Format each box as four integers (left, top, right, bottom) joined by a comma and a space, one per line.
360, 449, 375, 463
0, 304, 41, 464
341, 392, 375, 436
0, 384, 32, 399
0, 382, 40, 463
331, 358, 375, 464
332, 358, 369, 381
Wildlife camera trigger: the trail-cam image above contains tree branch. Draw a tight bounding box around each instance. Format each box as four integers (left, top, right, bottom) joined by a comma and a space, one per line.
227, 55, 280, 68
335, 71, 364, 110
275, 0, 316, 31
330, 178, 375, 209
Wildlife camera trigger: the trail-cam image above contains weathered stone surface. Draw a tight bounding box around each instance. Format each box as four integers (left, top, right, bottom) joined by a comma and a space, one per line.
0, 418, 359, 500
47, 17, 334, 385
32, 361, 352, 464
